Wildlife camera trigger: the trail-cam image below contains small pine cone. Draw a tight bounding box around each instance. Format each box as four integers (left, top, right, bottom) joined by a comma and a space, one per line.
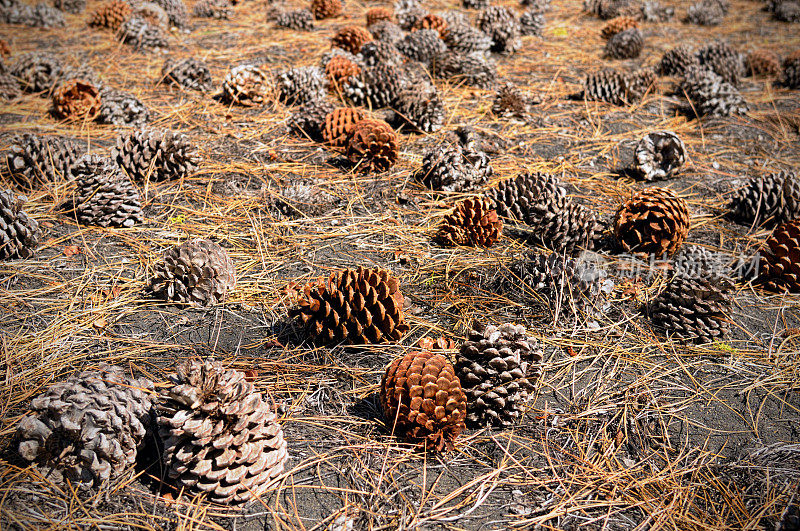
289, 98, 337, 141
519, 8, 545, 36
161, 57, 213, 91
331, 26, 373, 55
25, 2, 67, 27
0, 189, 40, 260
158, 359, 287, 504
436, 196, 502, 247
657, 44, 699, 76
275, 8, 313, 29
131, 1, 169, 27
389, 87, 444, 133
369, 20, 404, 44
434, 52, 497, 89
745, 49, 780, 77
488, 172, 601, 255
455, 322, 542, 428
192, 0, 231, 18
758, 220, 800, 291
311, 0, 341, 19
117, 16, 169, 49
380, 349, 467, 451
684, 0, 725, 25
0, 73, 21, 100
605, 27, 643, 59
149, 239, 236, 306
680, 66, 747, 117
16, 365, 154, 486
601, 15, 638, 39
4, 133, 82, 190
51, 79, 101, 122
625, 67, 657, 100
492, 82, 535, 119
346, 118, 398, 173
322, 107, 366, 147
396, 29, 448, 65
219, 64, 270, 106
613, 187, 690, 255
784, 172, 800, 222
274, 181, 335, 217
585, 0, 639, 18
151, 0, 188, 27
780, 51, 800, 89
477, 6, 521, 55
413, 13, 448, 38
68, 154, 143, 228
276, 66, 327, 106
443, 23, 493, 54
728, 172, 792, 228
325, 55, 361, 92
343, 63, 407, 108
289, 266, 409, 344
648, 274, 732, 342
358, 41, 403, 68
113, 128, 198, 182
696, 40, 744, 86
521, 0, 551, 11
53, 0, 85, 13
89, 0, 132, 29
10, 52, 62, 93
366, 6, 393, 25
96, 88, 150, 126
632, 131, 687, 181
320, 47, 362, 69
414, 142, 491, 192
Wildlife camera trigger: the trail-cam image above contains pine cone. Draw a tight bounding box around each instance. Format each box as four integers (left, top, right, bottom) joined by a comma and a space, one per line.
394, 0, 425, 29
192, 0, 231, 19
311, 0, 341, 19
632, 131, 686, 181
369, 20, 404, 44
601, 15, 638, 39
289, 98, 337, 141
96, 88, 150, 125
625, 67, 657, 100
343, 63, 407, 108
325, 55, 360, 93
389, 87, 444, 133
358, 41, 404, 68
16, 365, 154, 486
289, 266, 409, 344
488, 172, 601, 255
4, 133, 82, 190
51, 79, 101, 122
161, 57, 213, 91
672, 244, 732, 279
657, 44, 699, 76
276, 66, 326, 106
131, 1, 169, 27
519, 8, 545, 36
641, 0, 674, 20
463, 0, 489, 8
68, 154, 143, 228
436, 196, 502, 247
492, 82, 537, 119
346, 118, 398, 173
322, 107, 366, 147
684, 0, 725, 25
219, 64, 269, 106
477, 6, 521, 55
414, 142, 492, 192
443, 23, 493, 54
584, 0, 640, 18
380, 349, 466, 451
413, 13, 448, 38
158, 359, 287, 505
150, 0, 188, 27
113, 128, 198, 182
274, 181, 335, 217
275, 8, 314, 29
14, 2, 66, 27
331, 26, 373, 55
604, 27, 643, 59
366, 6, 393, 25
10, 51, 62, 93
772, 0, 800, 21
613, 187, 690, 255
780, 51, 800, 89
455, 322, 542, 428
0, 188, 40, 260
434, 52, 497, 89
648, 274, 732, 342
728, 172, 797, 228
580, 68, 628, 105
149, 239, 236, 306
396, 29, 448, 65
757, 220, 800, 292
520, 0, 551, 11
696, 40, 744, 86
0, 73, 20, 100
744, 49, 779, 77
89, 0, 132, 29
54, 0, 85, 13
117, 16, 169, 49
680, 66, 747, 117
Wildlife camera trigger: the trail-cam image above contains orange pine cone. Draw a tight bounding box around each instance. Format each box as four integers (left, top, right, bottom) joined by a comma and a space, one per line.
413, 13, 448, 39
311, 0, 341, 19
322, 107, 366, 147
366, 6, 393, 26
346, 118, 398, 173
52, 79, 102, 122
325, 55, 361, 92
600, 16, 638, 40
613, 187, 689, 255
331, 26, 373, 54
436, 197, 503, 247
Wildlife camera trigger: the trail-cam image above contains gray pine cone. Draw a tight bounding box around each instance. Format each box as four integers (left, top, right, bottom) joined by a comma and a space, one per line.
672, 244, 732, 279
275, 8, 314, 29
477, 6, 521, 55
68, 154, 143, 228
443, 23, 493, 54
640, 0, 673, 20
219, 64, 270, 106
149, 238, 236, 306
117, 16, 169, 49
434, 52, 497, 89
394, 0, 424, 29
684, 0, 725, 25
16, 365, 154, 486
343, 63, 408, 108
10, 51, 63, 93
520, 8, 545, 36
113, 128, 198, 182
25, 2, 66, 26
728, 171, 797, 228
648, 274, 732, 343
680, 65, 747, 117
605, 27, 643, 59
414, 142, 492, 192
161, 57, 213, 91
0, 72, 21, 100
657, 44, 699, 76
455, 322, 542, 428
772, 0, 800, 21
389, 86, 444, 133
53, 0, 85, 13
696, 40, 744, 86
369, 20, 404, 44
780, 53, 800, 89
192, 0, 231, 18
0, 188, 40, 259
4, 133, 82, 190
492, 81, 537, 119
358, 41, 404, 68
96, 88, 150, 125
396, 29, 448, 66
276, 66, 327, 106
150, 0, 187, 27
274, 181, 336, 217
288, 98, 337, 141
632, 131, 687, 181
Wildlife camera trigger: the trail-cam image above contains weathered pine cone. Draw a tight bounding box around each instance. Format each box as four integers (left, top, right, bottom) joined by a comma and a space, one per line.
369, 20, 404, 44
728, 172, 798, 228
380, 349, 467, 451
477, 6, 521, 55
757, 220, 800, 292
780, 51, 800, 89
366, 6, 393, 25
0, 188, 40, 260
130, 1, 170, 27
346, 118, 399, 173
275, 8, 314, 30
4, 133, 82, 190
0, 73, 21, 100
613, 187, 690, 255
311, 0, 341, 19
413, 142, 492, 192
96, 88, 150, 126
16, 365, 154, 486
89, 0, 132, 29
274, 181, 335, 217
219, 64, 269, 106
492, 82, 536, 119
648, 274, 732, 342
413, 13, 448, 38
389, 87, 444, 133
672, 244, 732, 279
434, 52, 497, 89
657, 44, 699, 76
289, 266, 409, 344
396, 29, 448, 66
10, 51, 62, 93
331, 26, 373, 55
696, 40, 744, 86
149, 239, 236, 307
158, 359, 287, 505
680, 66, 747, 117
394, 0, 425, 29
325, 55, 361, 92
161, 57, 213, 91
519, 8, 545, 36
322, 107, 366, 147
455, 322, 542, 428
632, 131, 687, 181
601, 15, 638, 39
443, 23, 493, 54
604, 27, 643, 59
343, 63, 408, 108
276, 66, 327, 106
193, 0, 231, 19
52, 79, 102, 122
289, 98, 337, 141
113, 128, 198, 182
151, 0, 188, 27
745, 49, 780, 77
436, 196, 502, 247
54, 0, 85, 14
68, 154, 143, 228
117, 17, 169, 49
684, 0, 725, 25
579, 68, 629, 105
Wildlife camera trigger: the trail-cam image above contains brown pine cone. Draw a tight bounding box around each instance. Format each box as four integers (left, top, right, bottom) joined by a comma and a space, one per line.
322, 107, 366, 147
757, 220, 800, 292
325, 56, 361, 93
311, 0, 342, 19
366, 6, 393, 25
436, 196, 502, 248
613, 187, 690, 255
346, 118, 398, 173
289, 266, 409, 344
413, 14, 448, 39
0, 39, 10, 58
52, 79, 102, 122
331, 26, 374, 55
600, 15, 638, 39
89, 0, 132, 29
648, 274, 732, 343
219, 64, 270, 106
380, 349, 467, 452
745, 49, 780, 77
0, 188, 41, 260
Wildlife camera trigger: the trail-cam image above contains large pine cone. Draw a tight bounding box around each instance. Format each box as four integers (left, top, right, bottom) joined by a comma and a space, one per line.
10, 52, 62, 93
359, 40, 404, 67
96, 88, 150, 126
289, 98, 337, 141
434, 52, 497, 89
632, 131, 687, 181
322, 107, 366, 147
414, 142, 491, 192
680, 66, 747, 117
343, 63, 408, 108
289, 266, 409, 344
16, 365, 154, 486
149, 239, 236, 306
52, 79, 102, 122
757, 220, 800, 292
0, 188, 40, 260
89, 0, 132, 29
728, 171, 798, 228
396, 29, 448, 65
113, 128, 198, 182
488, 172, 601, 255
380, 349, 467, 451
68, 154, 143, 228
158, 359, 287, 505
219, 64, 269, 106
477, 6, 521, 55
580, 68, 630, 105
696, 40, 744, 86
605, 27, 643, 59
161, 58, 213, 91
276, 66, 327, 106
117, 16, 169, 49
436, 196, 502, 247
455, 322, 542, 428
346, 118, 398, 173
520, 8, 545, 36
311, 0, 341, 19
601, 15, 638, 39
648, 274, 732, 342
657, 44, 699, 76
4, 133, 82, 190
613, 187, 690, 256
331, 26, 374, 54
745, 49, 780, 77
